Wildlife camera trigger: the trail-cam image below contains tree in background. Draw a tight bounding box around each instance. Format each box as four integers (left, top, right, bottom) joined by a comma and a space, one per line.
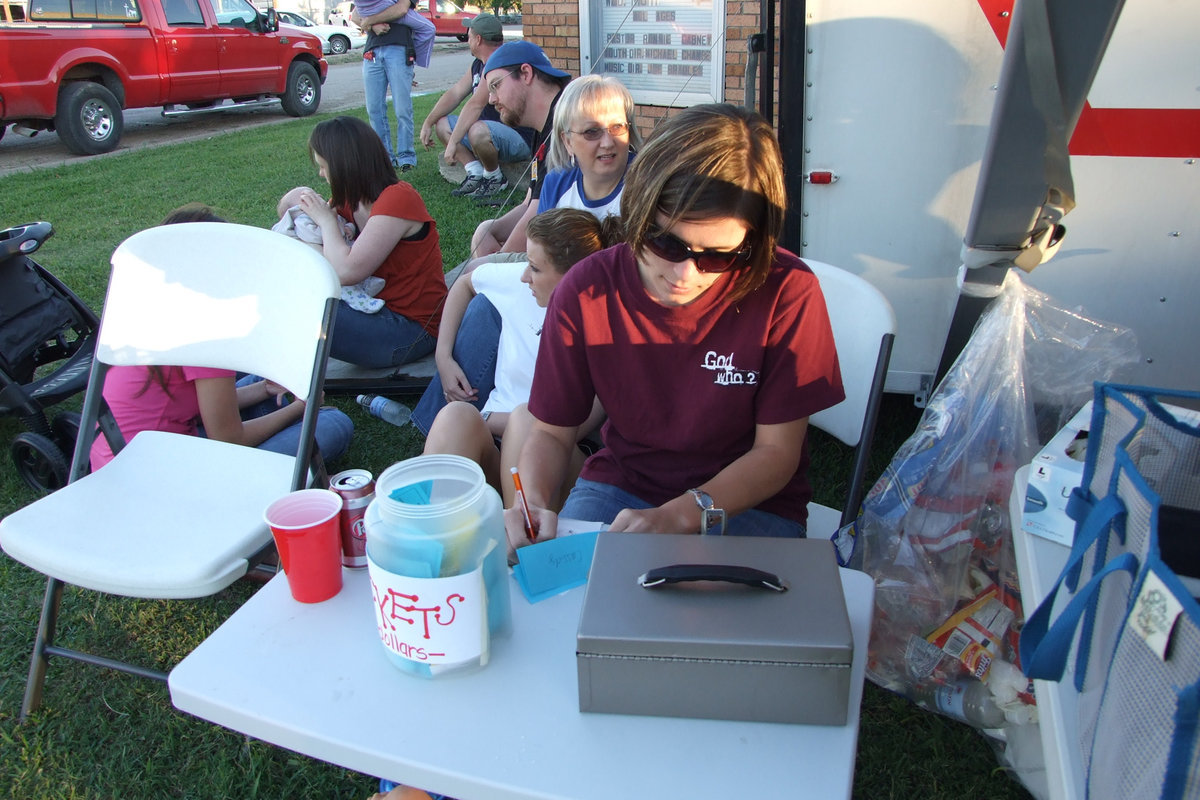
477, 0, 519, 17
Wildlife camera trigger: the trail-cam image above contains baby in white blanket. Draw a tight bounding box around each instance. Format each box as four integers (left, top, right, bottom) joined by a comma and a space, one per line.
272, 192, 386, 314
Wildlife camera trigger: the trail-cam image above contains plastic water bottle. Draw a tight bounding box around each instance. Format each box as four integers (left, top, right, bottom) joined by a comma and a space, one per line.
357, 394, 411, 427
922, 679, 1007, 728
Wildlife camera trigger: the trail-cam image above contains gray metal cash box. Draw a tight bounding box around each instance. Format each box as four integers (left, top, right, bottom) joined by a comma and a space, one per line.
576, 533, 854, 725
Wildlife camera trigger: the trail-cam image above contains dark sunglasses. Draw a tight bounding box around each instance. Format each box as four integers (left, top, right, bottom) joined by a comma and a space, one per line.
643, 228, 753, 273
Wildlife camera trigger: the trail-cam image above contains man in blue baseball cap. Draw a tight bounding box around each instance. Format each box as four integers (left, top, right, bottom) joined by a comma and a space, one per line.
469, 40, 572, 256
420, 15, 540, 200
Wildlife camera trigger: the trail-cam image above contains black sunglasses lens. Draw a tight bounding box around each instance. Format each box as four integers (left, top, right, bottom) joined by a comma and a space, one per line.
645, 231, 748, 273
646, 232, 687, 262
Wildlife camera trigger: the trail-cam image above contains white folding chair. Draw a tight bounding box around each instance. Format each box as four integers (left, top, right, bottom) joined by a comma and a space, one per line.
0, 222, 341, 719
804, 259, 897, 543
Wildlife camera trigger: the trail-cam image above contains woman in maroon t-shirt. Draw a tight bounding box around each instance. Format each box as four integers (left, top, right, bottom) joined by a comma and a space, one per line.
505, 104, 845, 553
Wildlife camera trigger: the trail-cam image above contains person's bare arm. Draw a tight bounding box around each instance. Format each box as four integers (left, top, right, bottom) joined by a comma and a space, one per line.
195, 377, 306, 448
296, 191, 422, 285
433, 275, 483, 401
498, 194, 539, 253
422, 70, 473, 148
503, 416, 580, 552
442, 69, 495, 163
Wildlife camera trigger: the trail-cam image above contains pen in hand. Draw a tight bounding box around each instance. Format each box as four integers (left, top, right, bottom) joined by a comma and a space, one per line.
510, 467, 536, 542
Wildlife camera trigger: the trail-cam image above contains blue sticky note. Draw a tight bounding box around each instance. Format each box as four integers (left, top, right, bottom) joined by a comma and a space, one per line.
512, 530, 601, 603
390, 479, 433, 505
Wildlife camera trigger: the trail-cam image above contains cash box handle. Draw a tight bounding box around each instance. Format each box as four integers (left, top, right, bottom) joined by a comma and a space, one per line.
638, 564, 788, 592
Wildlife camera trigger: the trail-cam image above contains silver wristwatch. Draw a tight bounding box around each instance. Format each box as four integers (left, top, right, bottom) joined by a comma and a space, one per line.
688, 488, 727, 536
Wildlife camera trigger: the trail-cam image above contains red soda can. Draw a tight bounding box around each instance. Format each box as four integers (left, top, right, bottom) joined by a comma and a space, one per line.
330, 468, 374, 568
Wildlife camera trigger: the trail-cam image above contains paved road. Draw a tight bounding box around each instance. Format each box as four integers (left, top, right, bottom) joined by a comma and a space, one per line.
0, 38, 479, 179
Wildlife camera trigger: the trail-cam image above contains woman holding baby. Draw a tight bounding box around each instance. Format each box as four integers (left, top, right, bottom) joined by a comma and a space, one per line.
280, 115, 447, 368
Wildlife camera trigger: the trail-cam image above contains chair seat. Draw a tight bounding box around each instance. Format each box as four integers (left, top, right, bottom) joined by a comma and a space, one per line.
0, 431, 295, 599
806, 502, 843, 543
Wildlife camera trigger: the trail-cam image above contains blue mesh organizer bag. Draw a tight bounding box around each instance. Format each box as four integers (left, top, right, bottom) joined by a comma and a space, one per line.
1020, 383, 1200, 800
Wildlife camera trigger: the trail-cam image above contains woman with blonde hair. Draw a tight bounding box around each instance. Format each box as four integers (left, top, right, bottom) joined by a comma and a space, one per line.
413, 76, 641, 432
469, 74, 641, 256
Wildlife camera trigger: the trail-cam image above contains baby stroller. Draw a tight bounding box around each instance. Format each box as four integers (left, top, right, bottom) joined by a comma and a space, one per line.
0, 221, 100, 493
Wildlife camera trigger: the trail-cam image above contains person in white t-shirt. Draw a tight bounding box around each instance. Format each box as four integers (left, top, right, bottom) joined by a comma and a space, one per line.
422, 208, 620, 506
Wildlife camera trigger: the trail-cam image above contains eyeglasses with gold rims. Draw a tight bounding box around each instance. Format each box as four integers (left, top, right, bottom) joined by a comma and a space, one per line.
567, 122, 630, 141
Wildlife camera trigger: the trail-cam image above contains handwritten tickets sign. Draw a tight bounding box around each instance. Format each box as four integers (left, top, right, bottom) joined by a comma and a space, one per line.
368, 558, 488, 668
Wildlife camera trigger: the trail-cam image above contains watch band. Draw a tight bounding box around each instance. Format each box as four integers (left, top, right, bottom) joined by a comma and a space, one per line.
688, 488, 727, 536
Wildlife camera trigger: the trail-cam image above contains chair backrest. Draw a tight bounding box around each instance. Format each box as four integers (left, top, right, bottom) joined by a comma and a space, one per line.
75, 222, 341, 487
804, 259, 897, 524
98, 222, 341, 398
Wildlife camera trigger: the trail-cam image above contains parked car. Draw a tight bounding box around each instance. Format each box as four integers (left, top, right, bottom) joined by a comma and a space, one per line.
0, 0, 326, 155
277, 10, 365, 54
328, 0, 352, 26
416, 0, 474, 40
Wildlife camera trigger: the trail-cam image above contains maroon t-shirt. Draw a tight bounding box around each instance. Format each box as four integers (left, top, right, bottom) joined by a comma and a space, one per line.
528, 243, 844, 523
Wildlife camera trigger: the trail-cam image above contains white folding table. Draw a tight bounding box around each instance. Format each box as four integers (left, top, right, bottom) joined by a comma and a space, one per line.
1009, 466, 1085, 799
170, 566, 875, 799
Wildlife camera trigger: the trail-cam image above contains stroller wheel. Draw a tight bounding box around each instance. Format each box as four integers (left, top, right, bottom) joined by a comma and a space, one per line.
12, 432, 70, 494
51, 411, 84, 454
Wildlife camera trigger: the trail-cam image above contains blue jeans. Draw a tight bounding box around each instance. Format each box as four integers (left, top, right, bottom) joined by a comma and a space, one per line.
411, 293, 501, 435
331, 301, 435, 369
562, 478, 808, 537
447, 115, 532, 163
363, 44, 415, 167
233, 375, 354, 463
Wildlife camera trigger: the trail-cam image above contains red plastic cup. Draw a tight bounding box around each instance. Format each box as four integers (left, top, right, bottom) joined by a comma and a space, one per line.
263, 489, 344, 603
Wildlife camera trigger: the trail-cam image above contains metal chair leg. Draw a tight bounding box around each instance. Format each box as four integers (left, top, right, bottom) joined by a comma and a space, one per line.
22, 576, 63, 720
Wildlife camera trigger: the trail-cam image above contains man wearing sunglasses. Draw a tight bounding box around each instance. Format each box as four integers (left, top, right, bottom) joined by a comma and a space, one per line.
471, 40, 571, 256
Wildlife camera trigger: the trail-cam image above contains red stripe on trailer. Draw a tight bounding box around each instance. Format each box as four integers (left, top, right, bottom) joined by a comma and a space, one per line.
975, 0, 1199, 159
1070, 106, 1200, 159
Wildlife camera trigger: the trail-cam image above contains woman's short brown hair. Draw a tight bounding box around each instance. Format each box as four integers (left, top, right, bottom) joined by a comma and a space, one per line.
621, 104, 786, 302
308, 116, 397, 211
526, 208, 623, 273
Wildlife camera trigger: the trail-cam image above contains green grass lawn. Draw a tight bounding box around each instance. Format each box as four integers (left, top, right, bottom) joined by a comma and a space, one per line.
0, 95, 1032, 799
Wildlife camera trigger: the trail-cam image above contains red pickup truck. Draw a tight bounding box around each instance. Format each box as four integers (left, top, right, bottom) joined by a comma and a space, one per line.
0, 0, 327, 155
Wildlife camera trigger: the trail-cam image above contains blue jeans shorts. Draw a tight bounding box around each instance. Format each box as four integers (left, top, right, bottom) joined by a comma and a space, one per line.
447, 115, 532, 163
561, 478, 807, 538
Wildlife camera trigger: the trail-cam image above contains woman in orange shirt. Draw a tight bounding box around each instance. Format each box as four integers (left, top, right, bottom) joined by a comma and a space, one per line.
284, 115, 448, 368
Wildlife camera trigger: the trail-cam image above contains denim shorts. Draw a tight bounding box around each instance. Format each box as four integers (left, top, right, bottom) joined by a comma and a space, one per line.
447, 115, 533, 163
561, 478, 807, 538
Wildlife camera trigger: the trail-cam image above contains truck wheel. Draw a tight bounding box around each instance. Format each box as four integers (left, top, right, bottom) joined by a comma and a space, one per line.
329, 34, 350, 54
280, 62, 321, 117
55, 81, 124, 155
